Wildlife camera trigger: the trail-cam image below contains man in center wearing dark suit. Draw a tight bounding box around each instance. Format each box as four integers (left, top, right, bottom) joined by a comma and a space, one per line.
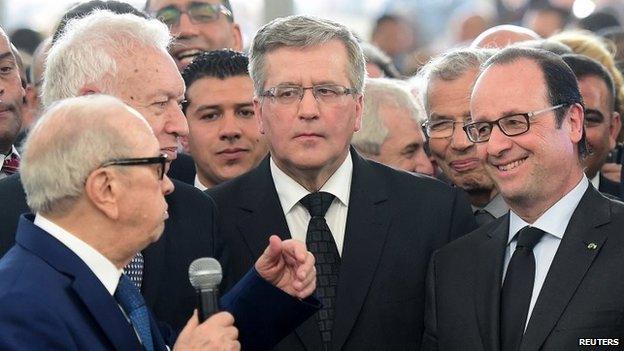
422, 47, 624, 351
207, 15, 476, 350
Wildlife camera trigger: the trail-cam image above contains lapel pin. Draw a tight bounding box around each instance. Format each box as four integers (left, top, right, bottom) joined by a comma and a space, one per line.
586, 242, 598, 250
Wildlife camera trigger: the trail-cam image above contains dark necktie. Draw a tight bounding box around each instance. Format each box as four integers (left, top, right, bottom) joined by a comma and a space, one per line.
300, 191, 339, 349
123, 252, 144, 289
115, 274, 154, 351
2, 152, 19, 175
474, 209, 496, 226
500, 226, 545, 351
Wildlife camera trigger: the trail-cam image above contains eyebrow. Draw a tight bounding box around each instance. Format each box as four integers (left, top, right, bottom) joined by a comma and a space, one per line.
429, 112, 471, 120
0, 52, 14, 61
194, 102, 253, 111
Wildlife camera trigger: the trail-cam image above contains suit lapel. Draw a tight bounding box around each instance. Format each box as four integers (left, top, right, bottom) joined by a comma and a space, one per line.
474, 215, 508, 351
16, 216, 142, 351
331, 151, 391, 351
520, 187, 610, 351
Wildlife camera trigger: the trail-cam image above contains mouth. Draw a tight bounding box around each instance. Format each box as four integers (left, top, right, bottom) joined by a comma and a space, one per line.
493, 156, 528, 172
449, 158, 480, 172
173, 49, 203, 66
295, 133, 323, 140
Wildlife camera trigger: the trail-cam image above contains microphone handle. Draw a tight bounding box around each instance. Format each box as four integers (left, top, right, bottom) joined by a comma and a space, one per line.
197, 287, 220, 322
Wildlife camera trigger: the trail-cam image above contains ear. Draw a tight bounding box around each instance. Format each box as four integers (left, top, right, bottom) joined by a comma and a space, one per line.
568, 103, 584, 144
77, 85, 102, 97
231, 23, 243, 52
254, 97, 265, 134
84, 168, 120, 220
608, 111, 621, 150
353, 94, 363, 133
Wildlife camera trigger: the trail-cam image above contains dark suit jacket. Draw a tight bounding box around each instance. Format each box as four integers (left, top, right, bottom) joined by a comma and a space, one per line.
422, 186, 624, 351
207, 150, 477, 350
599, 172, 621, 199
0, 216, 319, 351
0, 175, 319, 350
0, 215, 170, 350
167, 152, 196, 185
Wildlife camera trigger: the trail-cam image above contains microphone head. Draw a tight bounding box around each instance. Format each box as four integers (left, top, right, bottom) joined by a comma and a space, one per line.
188, 257, 222, 290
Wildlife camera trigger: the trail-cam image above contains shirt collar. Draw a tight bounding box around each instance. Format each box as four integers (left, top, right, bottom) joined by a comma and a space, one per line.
271, 152, 353, 214
471, 192, 509, 219
34, 214, 122, 295
508, 175, 588, 245
194, 174, 208, 191
590, 172, 600, 189
0, 145, 19, 167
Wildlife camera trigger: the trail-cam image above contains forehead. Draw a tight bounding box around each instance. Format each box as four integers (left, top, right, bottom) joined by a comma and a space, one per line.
0, 31, 12, 54
187, 75, 253, 101
471, 58, 548, 119
578, 75, 610, 104
262, 40, 351, 87
117, 47, 184, 99
428, 69, 479, 111
149, 0, 221, 10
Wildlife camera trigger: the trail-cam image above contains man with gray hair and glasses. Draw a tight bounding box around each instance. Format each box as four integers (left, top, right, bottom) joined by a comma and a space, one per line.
0, 10, 320, 350
351, 77, 433, 176
207, 15, 475, 351
419, 48, 507, 226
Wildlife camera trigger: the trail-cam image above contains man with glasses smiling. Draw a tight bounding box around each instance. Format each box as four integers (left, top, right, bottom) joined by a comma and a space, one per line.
419, 48, 506, 226
207, 15, 475, 351
146, 0, 242, 71
422, 47, 624, 350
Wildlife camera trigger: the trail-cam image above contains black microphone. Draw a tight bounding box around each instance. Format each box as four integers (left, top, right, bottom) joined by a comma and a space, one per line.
188, 257, 222, 323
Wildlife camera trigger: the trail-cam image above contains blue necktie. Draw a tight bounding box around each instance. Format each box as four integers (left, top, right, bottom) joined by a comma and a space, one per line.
115, 274, 154, 351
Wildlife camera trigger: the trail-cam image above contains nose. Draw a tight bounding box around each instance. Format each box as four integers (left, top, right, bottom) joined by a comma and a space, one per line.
219, 113, 242, 141
172, 12, 199, 38
165, 103, 189, 138
297, 89, 320, 120
485, 124, 512, 158
161, 174, 175, 195
450, 122, 474, 151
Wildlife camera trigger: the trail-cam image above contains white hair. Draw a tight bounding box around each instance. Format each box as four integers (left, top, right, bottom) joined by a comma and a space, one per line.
352, 78, 424, 155
43, 9, 171, 108
21, 94, 151, 215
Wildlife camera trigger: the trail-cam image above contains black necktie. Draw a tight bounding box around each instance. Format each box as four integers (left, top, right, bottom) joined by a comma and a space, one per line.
500, 226, 545, 351
300, 191, 339, 349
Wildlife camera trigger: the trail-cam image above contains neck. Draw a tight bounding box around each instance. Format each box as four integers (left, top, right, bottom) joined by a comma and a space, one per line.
274, 151, 349, 192
509, 170, 584, 223
467, 187, 499, 208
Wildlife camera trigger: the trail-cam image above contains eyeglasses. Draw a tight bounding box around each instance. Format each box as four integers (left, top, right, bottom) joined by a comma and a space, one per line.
99, 154, 168, 180
154, 2, 233, 28
422, 119, 467, 139
462, 104, 568, 143
260, 84, 356, 106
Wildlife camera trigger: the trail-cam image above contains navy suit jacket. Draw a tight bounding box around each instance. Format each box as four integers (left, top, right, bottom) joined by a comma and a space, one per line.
422, 186, 624, 351
207, 149, 476, 350
0, 216, 320, 351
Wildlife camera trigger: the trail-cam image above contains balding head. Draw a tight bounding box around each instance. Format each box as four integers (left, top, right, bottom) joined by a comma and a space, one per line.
471, 25, 540, 49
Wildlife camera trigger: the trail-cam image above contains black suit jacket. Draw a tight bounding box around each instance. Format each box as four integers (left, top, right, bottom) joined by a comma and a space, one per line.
207, 150, 476, 350
167, 152, 196, 185
0, 174, 217, 331
599, 172, 621, 199
422, 185, 624, 351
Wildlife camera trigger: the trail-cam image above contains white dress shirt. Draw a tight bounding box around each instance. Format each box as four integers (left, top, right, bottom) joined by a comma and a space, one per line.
0, 145, 19, 180
34, 214, 122, 295
504, 175, 588, 329
194, 174, 208, 191
270, 154, 352, 256
590, 172, 600, 190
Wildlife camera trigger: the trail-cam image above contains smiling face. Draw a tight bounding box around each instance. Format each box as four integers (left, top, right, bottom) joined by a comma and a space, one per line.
148, 0, 242, 71
112, 46, 188, 163
470, 58, 584, 219
254, 40, 362, 188
186, 75, 267, 188
427, 69, 496, 202
578, 75, 621, 179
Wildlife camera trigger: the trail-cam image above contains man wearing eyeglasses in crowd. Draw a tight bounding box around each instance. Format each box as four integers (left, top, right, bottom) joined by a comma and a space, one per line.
145, 0, 242, 71
419, 48, 507, 227
422, 47, 624, 350
207, 15, 475, 350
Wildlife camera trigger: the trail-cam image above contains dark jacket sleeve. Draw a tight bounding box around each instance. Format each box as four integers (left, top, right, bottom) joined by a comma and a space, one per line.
421, 253, 439, 351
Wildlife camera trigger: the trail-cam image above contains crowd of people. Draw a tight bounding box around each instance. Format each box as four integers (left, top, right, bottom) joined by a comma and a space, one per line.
0, 0, 623, 350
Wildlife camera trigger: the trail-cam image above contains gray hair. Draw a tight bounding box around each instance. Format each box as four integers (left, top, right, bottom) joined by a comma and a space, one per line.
248, 15, 366, 96
417, 48, 495, 115
43, 9, 171, 108
21, 95, 151, 215
352, 78, 424, 155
